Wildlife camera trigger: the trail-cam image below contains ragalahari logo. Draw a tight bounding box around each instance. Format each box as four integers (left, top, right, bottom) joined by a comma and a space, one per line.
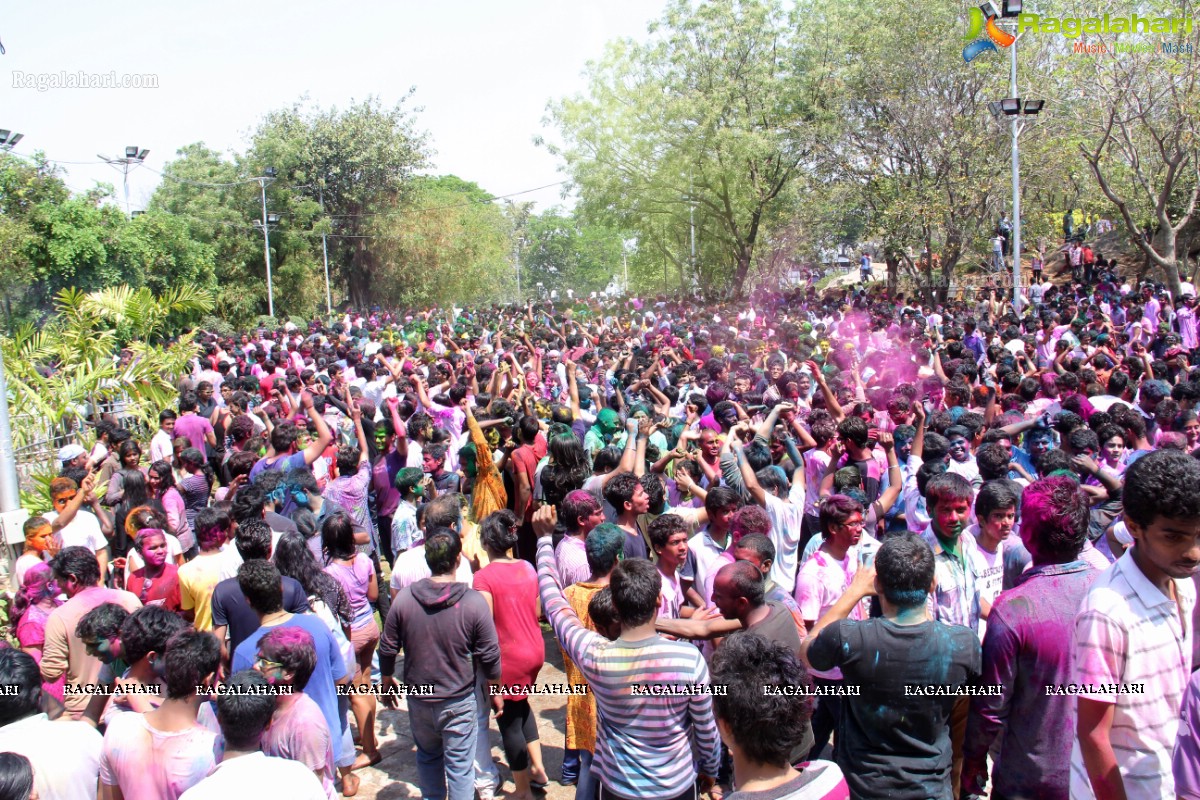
963, 6, 1016, 62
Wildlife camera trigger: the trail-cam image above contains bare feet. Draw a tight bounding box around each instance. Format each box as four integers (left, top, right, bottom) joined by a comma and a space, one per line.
342, 772, 360, 797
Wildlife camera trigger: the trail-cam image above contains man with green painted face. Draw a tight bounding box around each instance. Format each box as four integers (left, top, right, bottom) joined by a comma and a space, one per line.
391, 467, 426, 557
584, 408, 625, 459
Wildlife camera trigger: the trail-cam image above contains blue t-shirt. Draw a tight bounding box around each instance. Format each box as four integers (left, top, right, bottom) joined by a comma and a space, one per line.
232, 613, 347, 739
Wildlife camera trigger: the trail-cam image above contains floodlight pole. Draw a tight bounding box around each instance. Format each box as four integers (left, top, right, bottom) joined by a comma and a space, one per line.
1010, 31, 1022, 306
259, 175, 275, 318
319, 184, 332, 316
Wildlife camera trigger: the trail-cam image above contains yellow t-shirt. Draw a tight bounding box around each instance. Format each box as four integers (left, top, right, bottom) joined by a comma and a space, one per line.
177, 552, 226, 631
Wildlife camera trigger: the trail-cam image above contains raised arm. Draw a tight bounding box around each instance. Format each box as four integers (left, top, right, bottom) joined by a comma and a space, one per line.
733, 440, 767, 507
299, 391, 334, 466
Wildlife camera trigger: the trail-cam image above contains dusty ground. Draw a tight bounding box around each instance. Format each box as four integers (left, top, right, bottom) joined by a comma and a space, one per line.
352, 627, 576, 800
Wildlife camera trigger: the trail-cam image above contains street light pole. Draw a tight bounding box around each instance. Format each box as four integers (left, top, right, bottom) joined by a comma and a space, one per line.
259, 178, 274, 318
1010, 32, 1021, 306
98, 146, 149, 218
319, 184, 332, 316
257, 168, 277, 318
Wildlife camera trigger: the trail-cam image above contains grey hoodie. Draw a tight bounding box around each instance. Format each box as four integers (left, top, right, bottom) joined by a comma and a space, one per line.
379, 577, 501, 701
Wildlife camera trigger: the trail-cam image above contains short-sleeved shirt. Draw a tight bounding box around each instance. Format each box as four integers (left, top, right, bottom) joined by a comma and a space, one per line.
232, 614, 348, 743
762, 480, 805, 594
178, 751, 325, 800
44, 509, 106, 554
172, 414, 214, 461
260, 694, 336, 799
474, 560, 544, 698
794, 546, 869, 680
682, 529, 731, 605
1069, 549, 1196, 799
0, 712, 102, 800
210, 575, 310, 655
177, 552, 226, 631
100, 713, 216, 800
808, 618, 981, 800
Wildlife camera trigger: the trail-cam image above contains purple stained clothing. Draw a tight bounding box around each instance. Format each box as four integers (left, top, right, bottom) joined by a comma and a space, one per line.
372, 450, 405, 519
1173, 668, 1200, 799
172, 413, 213, 461
962, 559, 1098, 800
1180, 306, 1199, 351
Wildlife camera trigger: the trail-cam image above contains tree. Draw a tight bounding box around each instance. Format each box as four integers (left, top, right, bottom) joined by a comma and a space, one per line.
1068, 18, 1200, 295
250, 95, 431, 307
146, 144, 267, 324
522, 210, 626, 296
368, 175, 513, 307
546, 0, 828, 296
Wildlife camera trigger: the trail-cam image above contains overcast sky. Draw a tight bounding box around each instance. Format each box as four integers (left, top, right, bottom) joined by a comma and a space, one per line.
1, 0, 667, 214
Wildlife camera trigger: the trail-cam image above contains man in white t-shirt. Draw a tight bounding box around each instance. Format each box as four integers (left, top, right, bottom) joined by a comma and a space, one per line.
45, 475, 109, 579
733, 437, 805, 595
149, 409, 178, 465
180, 670, 324, 800
0, 648, 102, 800
100, 630, 220, 799
966, 481, 1020, 640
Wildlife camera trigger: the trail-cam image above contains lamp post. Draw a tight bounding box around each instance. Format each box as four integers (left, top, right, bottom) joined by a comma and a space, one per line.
0, 130, 24, 152
983, 0, 1042, 305
515, 237, 525, 302
255, 168, 278, 317
318, 182, 332, 316
98, 146, 149, 218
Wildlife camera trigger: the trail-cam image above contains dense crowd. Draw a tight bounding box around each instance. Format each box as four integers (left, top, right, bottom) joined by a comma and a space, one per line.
4, 264, 1200, 800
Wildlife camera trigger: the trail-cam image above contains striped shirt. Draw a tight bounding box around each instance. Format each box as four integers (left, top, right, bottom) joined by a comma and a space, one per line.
926, 533, 982, 633
1069, 549, 1196, 799
555, 535, 591, 588
537, 537, 721, 800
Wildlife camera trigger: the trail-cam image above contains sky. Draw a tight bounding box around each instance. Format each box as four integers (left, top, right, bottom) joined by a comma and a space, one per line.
0, 0, 668, 214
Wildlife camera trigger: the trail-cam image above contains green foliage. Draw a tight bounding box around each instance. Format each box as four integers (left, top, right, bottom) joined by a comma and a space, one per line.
546, 0, 829, 295
369, 175, 514, 307
1, 286, 207, 462
523, 209, 626, 296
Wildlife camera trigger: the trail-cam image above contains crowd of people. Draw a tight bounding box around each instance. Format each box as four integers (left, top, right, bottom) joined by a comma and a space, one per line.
5, 263, 1200, 800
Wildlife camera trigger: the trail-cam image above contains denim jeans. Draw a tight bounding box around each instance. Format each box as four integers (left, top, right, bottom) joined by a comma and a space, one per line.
409, 694, 478, 800
562, 748, 580, 783
473, 674, 500, 795
576, 749, 596, 800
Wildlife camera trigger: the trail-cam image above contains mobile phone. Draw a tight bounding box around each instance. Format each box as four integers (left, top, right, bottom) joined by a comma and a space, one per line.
859, 547, 876, 568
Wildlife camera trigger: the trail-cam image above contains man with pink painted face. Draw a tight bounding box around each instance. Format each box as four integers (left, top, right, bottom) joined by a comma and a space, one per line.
253, 626, 339, 799
961, 476, 1100, 800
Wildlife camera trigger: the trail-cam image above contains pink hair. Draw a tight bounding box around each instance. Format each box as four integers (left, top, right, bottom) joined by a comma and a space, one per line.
10, 563, 60, 635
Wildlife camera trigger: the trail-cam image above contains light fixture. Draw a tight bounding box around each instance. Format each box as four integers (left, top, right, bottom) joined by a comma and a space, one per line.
988, 102, 1003, 119
1023, 99, 1044, 114
264, 167, 277, 179
125, 146, 138, 158
1000, 98, 1022, 115
8, 134, 22, 147
980, 1, 1001, 19
136, 149, 149, 160
266, 213, 281, 225
131, 210, 144, 218
1001, 0, 1022, 17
